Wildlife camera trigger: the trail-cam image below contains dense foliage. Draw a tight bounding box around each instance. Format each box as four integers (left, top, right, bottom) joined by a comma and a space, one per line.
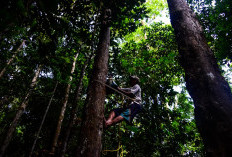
3, 0, 232, 156
103, 22, 204, 157
187, 0, 232, 62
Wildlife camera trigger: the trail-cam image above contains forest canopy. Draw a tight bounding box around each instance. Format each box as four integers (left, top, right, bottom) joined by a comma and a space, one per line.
0, 0, 231, 156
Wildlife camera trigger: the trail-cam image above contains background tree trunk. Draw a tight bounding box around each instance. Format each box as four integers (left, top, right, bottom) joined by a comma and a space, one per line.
29, 81, 59, 157
60, 55, 92, 157
0, 64, 43, 157
0, 40, 25, 79
50, 53, 79, 155
167, 0, 232, 156
76, 8, 111, 157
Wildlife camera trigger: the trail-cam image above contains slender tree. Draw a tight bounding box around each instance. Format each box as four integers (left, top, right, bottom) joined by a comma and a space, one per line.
60, 54, 92, 157
29, 81, 59, 157
76, 7, 111, 157
0, 40, 25, 79
0, 64, 43, 157
50, 52, 79, 155
167, 0, 232, 156
60, 14, 98, 155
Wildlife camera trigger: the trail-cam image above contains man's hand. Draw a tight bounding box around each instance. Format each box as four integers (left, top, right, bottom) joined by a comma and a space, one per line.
117, 88, 135, 98
111, 81, 118, 89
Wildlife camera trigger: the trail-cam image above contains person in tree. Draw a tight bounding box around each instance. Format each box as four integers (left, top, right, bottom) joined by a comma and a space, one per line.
105, 76, 142, 127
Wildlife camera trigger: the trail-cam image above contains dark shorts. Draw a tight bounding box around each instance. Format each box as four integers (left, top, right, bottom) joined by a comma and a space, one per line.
113, 102, 142, 123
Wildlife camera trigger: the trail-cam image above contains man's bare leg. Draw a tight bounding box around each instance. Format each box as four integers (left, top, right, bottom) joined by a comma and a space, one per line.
106, 115, 124, 127
112, 115, 124, 125
105, 111, 116, 126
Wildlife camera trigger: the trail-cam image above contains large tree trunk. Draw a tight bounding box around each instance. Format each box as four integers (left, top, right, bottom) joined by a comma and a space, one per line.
0, 64, 43, 157
50, 53, 79, 155
0, 40, 25, 79
167, 0, 232, 156
29, 81, 59, 157
76, 8, 111, 157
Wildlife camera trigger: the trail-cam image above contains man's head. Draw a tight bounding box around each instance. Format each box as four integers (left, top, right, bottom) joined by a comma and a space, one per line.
129, 75, 140, 86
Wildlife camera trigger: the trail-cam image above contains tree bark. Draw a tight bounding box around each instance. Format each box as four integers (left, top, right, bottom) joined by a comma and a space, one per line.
76, 8, 111, 157
29, 81, 59, 157
0, 40, 25, 79
0, 64, 43, 157
50, 53, 79, 155
167, 0, 232, 156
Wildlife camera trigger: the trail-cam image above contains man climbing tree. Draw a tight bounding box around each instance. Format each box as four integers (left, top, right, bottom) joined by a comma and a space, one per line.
105, 76, 142, 127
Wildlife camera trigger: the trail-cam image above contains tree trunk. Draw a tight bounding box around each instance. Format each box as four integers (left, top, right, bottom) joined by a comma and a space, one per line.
0, 64, 43, 157
60, 55, 92, 157
167, 0, 232, 156
50, 53, 79, 155
76, 8, 111, 157
0, 40, 25, 79
29, 81, 59, 157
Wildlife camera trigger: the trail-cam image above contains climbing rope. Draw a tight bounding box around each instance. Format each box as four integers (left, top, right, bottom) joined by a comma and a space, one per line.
94, 79, 135, 101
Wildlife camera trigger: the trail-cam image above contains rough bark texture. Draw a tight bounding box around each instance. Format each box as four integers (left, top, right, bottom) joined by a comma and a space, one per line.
0, 64, 43, 157
51, 53, 79, 154
76, 9, 110, 157
167, 0, 232, 156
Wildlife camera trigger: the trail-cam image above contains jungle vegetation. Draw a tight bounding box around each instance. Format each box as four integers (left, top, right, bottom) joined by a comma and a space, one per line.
0, 0, 232, 156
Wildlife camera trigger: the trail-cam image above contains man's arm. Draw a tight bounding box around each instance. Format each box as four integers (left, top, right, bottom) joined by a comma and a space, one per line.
117, 87, 135, 98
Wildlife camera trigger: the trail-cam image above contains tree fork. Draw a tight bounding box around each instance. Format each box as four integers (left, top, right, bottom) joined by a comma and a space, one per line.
167, 0, 232, 156
0, 64, 43, 157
